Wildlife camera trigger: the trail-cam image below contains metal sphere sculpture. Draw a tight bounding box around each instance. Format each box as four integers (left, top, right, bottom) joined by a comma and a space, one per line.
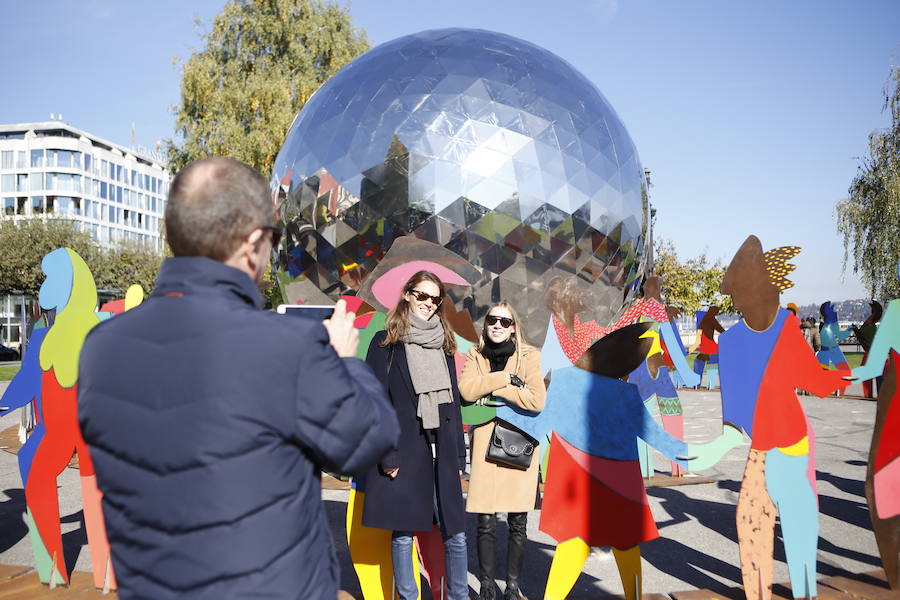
271, 28, 649, 344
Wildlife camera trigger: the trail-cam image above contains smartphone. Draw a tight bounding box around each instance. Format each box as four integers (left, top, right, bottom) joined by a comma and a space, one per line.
276, 304, 335, 321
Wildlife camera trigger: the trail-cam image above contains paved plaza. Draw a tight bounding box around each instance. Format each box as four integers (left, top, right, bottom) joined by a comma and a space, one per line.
0, 382, 884, 598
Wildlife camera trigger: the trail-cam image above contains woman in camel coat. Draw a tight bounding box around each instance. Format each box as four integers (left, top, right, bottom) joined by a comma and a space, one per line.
459, 302, 545, 600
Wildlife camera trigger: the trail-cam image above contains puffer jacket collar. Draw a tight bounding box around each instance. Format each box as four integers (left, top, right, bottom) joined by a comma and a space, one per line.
151, 256, 264, 309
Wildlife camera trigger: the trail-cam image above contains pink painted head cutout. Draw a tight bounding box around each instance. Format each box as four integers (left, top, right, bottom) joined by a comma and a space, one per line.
371, 260, 469, 310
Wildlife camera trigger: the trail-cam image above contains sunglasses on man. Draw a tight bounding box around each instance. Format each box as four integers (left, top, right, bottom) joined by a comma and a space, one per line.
407, 289, 443, 306
259, 225, 282, 247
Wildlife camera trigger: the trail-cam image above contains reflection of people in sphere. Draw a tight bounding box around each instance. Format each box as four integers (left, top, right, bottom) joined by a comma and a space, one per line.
360, 271, 469, 600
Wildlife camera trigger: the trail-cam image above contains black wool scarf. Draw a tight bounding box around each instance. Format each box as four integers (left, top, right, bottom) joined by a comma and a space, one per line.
481, 338, 516, 373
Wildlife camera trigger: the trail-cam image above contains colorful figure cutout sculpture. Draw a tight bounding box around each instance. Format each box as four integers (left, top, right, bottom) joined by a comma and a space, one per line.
625, 277, 698, 477
854, 300, 884, 398
689, 306, 724, 388
629, 331, 687, 477
853, 264, 900, 589
496, 323, 725, 600
0, 248, 121, 589
712, 237, 850, 600
817, 301, 852, 371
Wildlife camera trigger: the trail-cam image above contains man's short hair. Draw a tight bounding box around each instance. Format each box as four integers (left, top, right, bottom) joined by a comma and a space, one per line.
165, 157, 272, 260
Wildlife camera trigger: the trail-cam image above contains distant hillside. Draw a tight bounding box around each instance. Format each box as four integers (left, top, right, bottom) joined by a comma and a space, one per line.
794, 298, 877, 322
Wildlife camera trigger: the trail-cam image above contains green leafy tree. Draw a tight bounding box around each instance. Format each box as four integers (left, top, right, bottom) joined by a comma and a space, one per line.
836, 65, 900, 301
166, 0, 369, 175
93, 241, 164, 297
0, 219, 162, 297
0, 219, 101, 295
653, 238, 734, 314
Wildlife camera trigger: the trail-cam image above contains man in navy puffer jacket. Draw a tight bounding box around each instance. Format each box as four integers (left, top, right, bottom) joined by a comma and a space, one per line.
78, 157, 399, 599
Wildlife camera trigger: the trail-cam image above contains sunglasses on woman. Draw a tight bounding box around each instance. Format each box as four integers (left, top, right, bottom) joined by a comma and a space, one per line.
408, 289, 443, 306
485, 315, 514, 328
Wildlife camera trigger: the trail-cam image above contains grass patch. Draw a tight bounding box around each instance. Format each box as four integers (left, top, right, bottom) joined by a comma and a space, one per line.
685, 351, 864, 369
0, 365, 20, 381
844, 352, 864, 369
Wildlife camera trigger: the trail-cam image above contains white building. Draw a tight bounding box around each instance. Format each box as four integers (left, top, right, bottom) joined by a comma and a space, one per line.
0, 120, 169, 250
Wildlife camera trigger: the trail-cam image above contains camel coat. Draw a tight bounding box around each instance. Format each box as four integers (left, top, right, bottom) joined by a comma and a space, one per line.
459, 342, 546, 514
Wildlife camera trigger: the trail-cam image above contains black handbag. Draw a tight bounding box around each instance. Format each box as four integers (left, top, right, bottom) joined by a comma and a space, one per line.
486, 419, 537, 470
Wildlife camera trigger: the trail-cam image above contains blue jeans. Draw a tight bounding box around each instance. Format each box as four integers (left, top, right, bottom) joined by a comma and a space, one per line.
391, 530, 468, 600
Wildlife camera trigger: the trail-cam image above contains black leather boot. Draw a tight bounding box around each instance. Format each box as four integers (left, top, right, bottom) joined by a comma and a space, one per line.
505, 512, 528, 600
477, 513, 497, 600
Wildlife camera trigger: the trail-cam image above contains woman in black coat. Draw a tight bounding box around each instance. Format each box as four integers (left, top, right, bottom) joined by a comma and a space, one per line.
361, 270, 468, 600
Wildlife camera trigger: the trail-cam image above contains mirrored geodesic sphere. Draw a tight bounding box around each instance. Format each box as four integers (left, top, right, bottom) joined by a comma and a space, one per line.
271, 28, 648, 345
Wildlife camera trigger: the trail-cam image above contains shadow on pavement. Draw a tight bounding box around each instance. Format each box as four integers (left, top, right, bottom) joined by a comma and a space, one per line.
649, 486, 739, 543
61, 509, 86, 579
0, 488, 26, 553
817, 470, 866, 499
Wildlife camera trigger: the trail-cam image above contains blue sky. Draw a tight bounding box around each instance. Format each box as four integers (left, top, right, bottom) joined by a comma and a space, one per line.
3, 1, 898, 305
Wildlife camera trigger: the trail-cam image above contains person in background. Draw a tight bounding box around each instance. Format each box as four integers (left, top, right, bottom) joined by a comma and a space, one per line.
360, 271, 468, 600
459, 302, 546, 600
804, 317, 821, 353
78, 157, 399, 600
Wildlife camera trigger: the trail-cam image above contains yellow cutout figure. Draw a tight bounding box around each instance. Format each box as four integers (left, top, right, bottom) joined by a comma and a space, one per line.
39, 250, 100, 387
543, 539, 642, 600
347, 488, 422, 599
124, 284, 144, 311
544, 538, 590, 600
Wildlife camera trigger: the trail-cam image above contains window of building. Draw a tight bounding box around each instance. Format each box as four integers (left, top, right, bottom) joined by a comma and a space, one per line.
30, 149, 44, 168
101, 159, 108, 177
55, 196, 80, 216
32, 196, 44, 214
0, 174, 12, 193
16, 151, 25, 168
45, 173, 81, 193
17, 197, 27, 214
16, 174, 28, 192
48, 150, 66, 168
84, 154, 92, 173
0, 151, 12, 169
2, 197, 14, 216
30, 173, 42, 191
116, 186, 122, 203
116, 164, 122, 181
100, 181, 107, 199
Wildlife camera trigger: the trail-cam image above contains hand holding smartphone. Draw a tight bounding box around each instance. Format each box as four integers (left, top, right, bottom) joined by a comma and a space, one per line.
278, 301, 358, 357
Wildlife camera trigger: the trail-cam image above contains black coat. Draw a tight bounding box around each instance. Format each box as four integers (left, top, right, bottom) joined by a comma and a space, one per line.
78, 257, 399, 600
360, 330, 467, 536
